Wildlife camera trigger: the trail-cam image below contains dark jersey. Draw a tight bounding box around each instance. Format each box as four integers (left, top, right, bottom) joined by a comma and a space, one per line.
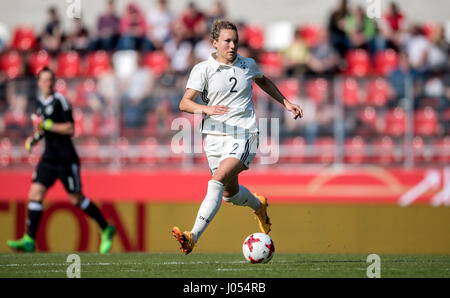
36, 92, 79, 163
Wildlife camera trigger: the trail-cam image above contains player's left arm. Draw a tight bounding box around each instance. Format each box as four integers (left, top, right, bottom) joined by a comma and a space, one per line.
254, 75, 303, 120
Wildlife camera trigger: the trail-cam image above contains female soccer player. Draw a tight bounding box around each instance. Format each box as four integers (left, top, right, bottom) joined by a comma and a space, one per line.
7, 67, 116, 253
172, 20, 303, 254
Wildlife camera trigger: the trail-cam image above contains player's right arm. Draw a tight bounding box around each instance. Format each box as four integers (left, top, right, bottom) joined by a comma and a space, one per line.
179, 88, 229, 116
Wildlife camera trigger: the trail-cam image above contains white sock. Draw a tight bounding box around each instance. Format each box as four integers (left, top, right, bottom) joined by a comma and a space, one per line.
191, 180, 224, 243
223, 185, 261, 211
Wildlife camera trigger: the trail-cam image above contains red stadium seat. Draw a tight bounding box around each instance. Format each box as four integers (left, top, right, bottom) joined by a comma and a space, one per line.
243, 25, 264, 50
10, 26, 37, 51
258, 52, 283, 78
144, 51, 169, 77
373, 49, 398, 76
344, 136, 366, 164
138, 137, 159, 164
345, 49, 370, 77
365, 78, 389, 107
384, 108, 406, 136
0, 51, 22, 79
410, 136, 430, 163
433, 137, 450, 163
119, 137, 131, 164
358, 106, 378, 128
73, 108, 85, 137
29, 50, 51, 76
282, 136, 306, 163
85, 50, 110, 77
341, 77, 361, 107
278, 78, 300, 100
414, 107, 438, 136
314, 138, 335, 163
54, 78, 69, 98
306, 78, 329, 105
74, 78, 96, 108
299, 24, 322, 47
79, 137, 101, 164
372, 136, 395, 164
0, 137, 13, 166
56, 51, 81, 78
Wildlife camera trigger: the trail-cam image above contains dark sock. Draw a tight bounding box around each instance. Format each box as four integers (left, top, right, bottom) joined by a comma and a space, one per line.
78, 197, 108, 230
27, 201, 43, 239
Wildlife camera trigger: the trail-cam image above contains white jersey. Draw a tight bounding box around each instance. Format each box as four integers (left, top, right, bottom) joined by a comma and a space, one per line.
186, 53, 263, 136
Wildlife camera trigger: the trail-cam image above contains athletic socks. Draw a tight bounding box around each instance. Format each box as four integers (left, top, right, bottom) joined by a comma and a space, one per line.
223, 185, 261, 211
191, 180, 224, 243
78, 197, 108, 231
27, 201, 43, 239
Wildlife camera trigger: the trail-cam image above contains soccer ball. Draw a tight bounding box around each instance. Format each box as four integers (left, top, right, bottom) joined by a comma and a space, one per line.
242, 233, 275, 264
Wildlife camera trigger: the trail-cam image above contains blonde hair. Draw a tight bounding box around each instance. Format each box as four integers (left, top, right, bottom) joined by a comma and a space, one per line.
210, 20, 238, 43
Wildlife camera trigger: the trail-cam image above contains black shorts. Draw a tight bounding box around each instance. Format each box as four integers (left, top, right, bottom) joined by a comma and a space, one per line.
32, 159, 82, 193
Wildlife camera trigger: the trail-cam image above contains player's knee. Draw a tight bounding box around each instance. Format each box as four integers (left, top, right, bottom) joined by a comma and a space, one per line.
28, 189, 44, 203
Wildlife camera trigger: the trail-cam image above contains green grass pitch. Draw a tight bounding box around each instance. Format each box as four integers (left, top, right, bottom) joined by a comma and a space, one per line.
0, 253, 449, 278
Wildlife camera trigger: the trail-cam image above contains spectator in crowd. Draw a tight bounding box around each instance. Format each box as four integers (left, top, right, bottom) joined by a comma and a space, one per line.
193, 31, 215, 62
345, 5, 376, 51
118, 2, 154, 52
2, 86, 28, 138
120, 53, 154, 128
39, 6, 64, 54
280, 28, 310, 76
164, 21, 193, 73
327, 0, 351, 57
307, 30, 340, 76
206, 1, 227, 30
146, 0, 174, 49
403, 25, 431, 75
427, 24, 448, 71
384, 2, 406, 34
64, 17, 90, 54
387, 51, 414, 107
91, 0, 120, 51
179, 2, 207, 44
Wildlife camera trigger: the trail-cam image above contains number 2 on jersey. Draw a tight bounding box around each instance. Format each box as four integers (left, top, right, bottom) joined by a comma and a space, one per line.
229, 77, 238, 93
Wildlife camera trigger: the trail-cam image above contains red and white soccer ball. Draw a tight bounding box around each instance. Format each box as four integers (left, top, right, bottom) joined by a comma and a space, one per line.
242, 233, 275, 264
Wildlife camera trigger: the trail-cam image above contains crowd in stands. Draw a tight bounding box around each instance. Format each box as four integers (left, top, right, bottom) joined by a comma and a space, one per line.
0, 0, 448, 166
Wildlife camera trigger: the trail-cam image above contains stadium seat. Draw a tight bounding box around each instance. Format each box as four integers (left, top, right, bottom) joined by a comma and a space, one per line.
357, 106, 378, 133
29, 50, 51, 75
0, 137, 13, 166
372, 136, 395, 164
341, 77, 361, 107
414, 107, 438, 136
384, 108, 406, 136
344, 136, 366, 164
56, 51, 81, 78
433, 137, 450, 163
314, 138, 335, 164
144, 51, 169, 77
373, 49, 398, 76
278, 78, 300, 100
243, 24, 264, 50
410, 136, 430, 163
85, 50, 110, 77
138, 137, 159, 164
79, 137, 101, 164
54, 78, 69, 98
10, 26, 37, 51
365, 78, 390, 107
73, 108, 85, 137
299, 24, 322, 47
0, 51, 22, 79
345, 49, 370, 77
258, 51, 283, 78
281, 136, 306, 163
119, 137, 131, 165
306, 78, 329, 105
74, 78, 96, 108
84, 111, 102, 137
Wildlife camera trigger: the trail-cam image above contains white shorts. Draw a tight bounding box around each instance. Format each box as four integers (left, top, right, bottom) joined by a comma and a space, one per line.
204, 133, 259, 175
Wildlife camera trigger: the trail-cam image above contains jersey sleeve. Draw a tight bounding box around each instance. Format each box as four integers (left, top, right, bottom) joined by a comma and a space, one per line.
56, 94, 74, 123
186, 63, 206, 92
249, 58, 263, 80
